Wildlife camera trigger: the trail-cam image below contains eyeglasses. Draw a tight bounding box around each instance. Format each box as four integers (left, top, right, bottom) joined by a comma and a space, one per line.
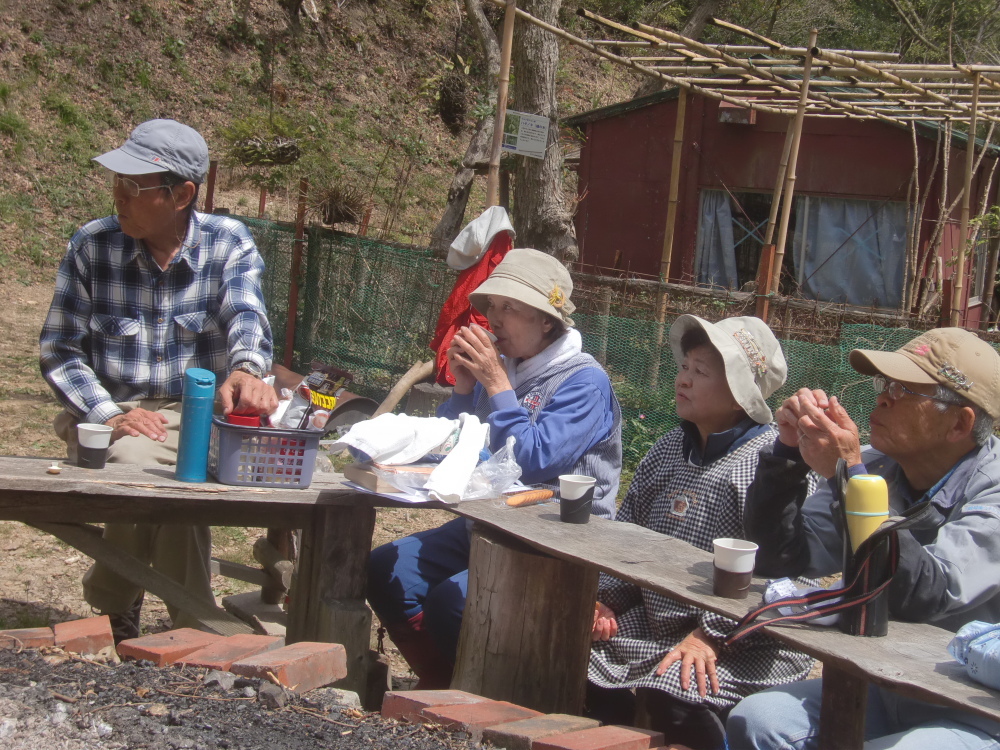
872, 375, 951, 405
113, 174, 169, 198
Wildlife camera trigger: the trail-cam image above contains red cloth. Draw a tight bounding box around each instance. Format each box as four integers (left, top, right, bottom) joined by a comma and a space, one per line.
429, 232, 513, 386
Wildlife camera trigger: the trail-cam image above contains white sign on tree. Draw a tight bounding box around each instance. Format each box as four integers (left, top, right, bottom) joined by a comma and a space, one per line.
501, 111, 550, 160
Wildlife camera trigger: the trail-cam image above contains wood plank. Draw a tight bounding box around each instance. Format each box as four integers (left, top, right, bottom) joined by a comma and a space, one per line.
31, 522, 252, 637
820, 666, 867, 750
210, 557, 272, 588
452, 500, 1000, 724
453, 525, 598, 714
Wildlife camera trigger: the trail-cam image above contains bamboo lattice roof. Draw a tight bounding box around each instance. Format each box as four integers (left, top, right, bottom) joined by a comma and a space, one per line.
489, 1, 1000, 131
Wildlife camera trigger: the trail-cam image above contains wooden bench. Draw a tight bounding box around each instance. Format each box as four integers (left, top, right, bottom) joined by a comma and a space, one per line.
0, 456, 446, 698
449, 499, 1000, 750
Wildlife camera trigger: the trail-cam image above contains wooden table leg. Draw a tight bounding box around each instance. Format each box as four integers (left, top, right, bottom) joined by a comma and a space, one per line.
452, 524, 598, 715
819, 664, 867, 750
286, 504, 376, 696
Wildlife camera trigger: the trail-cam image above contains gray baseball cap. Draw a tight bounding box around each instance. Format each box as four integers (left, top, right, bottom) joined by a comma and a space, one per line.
93, 119, 209, 184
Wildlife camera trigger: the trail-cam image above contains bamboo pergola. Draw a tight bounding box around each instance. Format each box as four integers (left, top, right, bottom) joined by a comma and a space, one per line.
485, 0, 1000, 325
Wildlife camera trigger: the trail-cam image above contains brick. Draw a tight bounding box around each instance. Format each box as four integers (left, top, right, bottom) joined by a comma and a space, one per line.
230, 642, 347, 693
0, 627, 55, 650
421, 701, 543, 742
117, 629, 223, 667
531, 725, 665, 750
53, 616, 114, 655
482, 714, 600, 750
381, 689, 489, 721
178, 634, 284, 671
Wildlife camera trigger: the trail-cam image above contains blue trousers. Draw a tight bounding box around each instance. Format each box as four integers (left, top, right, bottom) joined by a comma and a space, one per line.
367, 517, 470, 663
727, 678, 1000, 750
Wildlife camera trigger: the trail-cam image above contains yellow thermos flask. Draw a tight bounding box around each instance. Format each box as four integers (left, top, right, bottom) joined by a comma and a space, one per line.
844, 474, 890, 552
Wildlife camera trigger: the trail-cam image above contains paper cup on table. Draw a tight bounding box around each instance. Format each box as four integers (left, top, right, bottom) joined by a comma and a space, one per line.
713, 538, 758, 599
559, 474, 596, 524
77, 423, 113, 470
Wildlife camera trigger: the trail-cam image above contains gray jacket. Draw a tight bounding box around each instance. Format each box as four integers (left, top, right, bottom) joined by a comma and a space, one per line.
746, 437, 1000, 632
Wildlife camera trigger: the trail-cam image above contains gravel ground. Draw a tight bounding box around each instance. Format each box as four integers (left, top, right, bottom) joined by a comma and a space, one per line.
0, 648, 483, 750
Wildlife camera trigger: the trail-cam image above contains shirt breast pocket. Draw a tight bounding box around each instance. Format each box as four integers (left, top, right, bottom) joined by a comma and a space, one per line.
89, 314, 143, 382
90, 314, 142, 338
173, 311, 219, 360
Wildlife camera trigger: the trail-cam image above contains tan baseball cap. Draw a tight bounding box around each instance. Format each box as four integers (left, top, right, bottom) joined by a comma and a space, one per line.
849, 328, 1000, 420
469, 248, 576, 325
668, 315, 788, 424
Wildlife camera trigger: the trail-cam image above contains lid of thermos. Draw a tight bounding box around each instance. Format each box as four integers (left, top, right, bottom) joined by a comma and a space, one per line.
183, 367, 217, 398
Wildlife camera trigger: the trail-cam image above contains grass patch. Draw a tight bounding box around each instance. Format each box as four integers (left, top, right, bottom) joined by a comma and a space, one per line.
43, 93, 88, 128
0, 111, 29, 139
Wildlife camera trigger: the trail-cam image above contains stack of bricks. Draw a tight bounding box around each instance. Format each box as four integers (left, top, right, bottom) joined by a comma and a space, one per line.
0, 617, 347, 694
382, 689, 685, 750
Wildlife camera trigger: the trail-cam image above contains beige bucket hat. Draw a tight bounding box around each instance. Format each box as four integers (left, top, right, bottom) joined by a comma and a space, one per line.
849, 327, 1000, 420
669, 315, 788, 424
468, 248, 576, 326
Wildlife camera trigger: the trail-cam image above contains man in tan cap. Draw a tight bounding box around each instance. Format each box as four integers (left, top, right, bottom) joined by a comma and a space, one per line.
727, 328, 1000, 748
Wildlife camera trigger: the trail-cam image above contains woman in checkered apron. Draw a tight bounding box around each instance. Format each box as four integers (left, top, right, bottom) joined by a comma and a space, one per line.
588, 316, 815, 750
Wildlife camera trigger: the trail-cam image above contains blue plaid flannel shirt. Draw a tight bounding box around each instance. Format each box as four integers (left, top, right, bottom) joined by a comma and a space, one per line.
40, 212, 273, 424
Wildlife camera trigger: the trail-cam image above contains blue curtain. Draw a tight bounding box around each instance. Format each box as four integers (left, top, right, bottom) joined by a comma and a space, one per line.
694, 189, 738, 289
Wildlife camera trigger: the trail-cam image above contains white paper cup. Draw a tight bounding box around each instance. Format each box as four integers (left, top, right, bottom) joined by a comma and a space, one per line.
77, 423, 113, 449
559, 474, 596, 501
713, 538, 758, 599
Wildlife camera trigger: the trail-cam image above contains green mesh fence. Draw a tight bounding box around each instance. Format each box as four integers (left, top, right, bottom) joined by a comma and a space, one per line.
239, 216, 977, 477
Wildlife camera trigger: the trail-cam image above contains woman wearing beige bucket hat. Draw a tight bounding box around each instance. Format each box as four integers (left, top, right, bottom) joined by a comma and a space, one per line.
367, 248, 623, 688
587, 315, 814, 749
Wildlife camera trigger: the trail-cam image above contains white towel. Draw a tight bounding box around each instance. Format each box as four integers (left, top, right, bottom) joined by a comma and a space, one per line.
328, 413, 459, 466
426, 414, 490, 503
447, 206, 516, 270
505, 328, 583, 390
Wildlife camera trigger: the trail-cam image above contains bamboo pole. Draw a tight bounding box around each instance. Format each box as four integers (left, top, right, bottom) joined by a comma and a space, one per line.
486, 0, 517, 209
283, 177, 308, 370
764, 123, 796, 246
953, 73, 982, 326
659, 88, 687, 281
770, 29, 819, 294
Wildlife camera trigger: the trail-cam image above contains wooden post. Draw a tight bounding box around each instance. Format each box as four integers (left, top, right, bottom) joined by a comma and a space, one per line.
660, 88, 687, 281
770, 28, 819, 293
257, 186, 267, 219
286, 503, 377, 696
764, 126, 795, 245
819, 665, 867, 750
594, 286, 612, 366
452, 525, 598, 714
755, 243, 777, 321
980, 231, 1000, 330
204, 160, 218, 213
953, 73, 981, 326
486, 0, 517, 208
283, 178, 308, 370
499, 165, 511, 210
255, 533, 294, 605
648, 287, 669, 391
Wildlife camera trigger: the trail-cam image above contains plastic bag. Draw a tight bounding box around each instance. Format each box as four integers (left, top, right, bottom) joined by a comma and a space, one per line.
461, 436, 522, 501
949, 621, 1000, 691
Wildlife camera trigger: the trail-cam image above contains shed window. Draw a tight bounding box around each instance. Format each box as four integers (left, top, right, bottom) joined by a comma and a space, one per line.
792, 196, 907, 309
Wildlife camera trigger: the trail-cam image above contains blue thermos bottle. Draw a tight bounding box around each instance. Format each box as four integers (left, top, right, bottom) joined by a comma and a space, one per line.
175, 367, 216, 482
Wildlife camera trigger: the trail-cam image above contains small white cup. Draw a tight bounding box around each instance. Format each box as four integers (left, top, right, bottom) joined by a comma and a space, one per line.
713, 538, 758, 573
559, 474, 596, 501
77, 423, 113, 449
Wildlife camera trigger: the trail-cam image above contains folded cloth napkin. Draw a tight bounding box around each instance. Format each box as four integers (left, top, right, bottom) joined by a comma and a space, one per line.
949, 621, 1000, 691
426, 414, 490, 503
328, 413, 459, 466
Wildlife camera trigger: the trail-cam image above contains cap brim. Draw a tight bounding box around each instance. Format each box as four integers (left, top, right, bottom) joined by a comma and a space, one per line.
469, 277, 574, 326
93, 148, 170, 176
849, 349, 936, 384
669, 315, 772, 423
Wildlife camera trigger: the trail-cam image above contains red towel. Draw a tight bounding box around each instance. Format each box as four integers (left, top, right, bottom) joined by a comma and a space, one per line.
429, 231, 513, 386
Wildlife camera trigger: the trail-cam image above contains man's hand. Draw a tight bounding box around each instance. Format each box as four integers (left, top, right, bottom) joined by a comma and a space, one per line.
219, 370, 279, 416
775, 388, 831, 448
796, 395, 862, 478
592, 602, 618, 641
105, 409, 169, 443
655, 627, 720, 698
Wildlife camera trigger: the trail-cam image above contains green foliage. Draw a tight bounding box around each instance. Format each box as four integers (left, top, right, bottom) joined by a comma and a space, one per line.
0, 83, 10, 106
162, 36, 186, 61
42, 93, 87, 128
128, 1, 163, 30
0, 111, 29, 139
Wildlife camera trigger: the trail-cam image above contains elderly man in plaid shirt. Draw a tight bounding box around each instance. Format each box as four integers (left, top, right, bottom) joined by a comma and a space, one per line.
40, 119, 277, 640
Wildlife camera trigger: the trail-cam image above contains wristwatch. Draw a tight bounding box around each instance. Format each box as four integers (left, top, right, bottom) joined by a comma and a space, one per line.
233, 361, 264, 379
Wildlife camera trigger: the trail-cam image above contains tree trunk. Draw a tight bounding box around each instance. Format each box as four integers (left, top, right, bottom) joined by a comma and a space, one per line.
631, 0, 723, 98
429, 0, 502, 255
511, 0, 578, 260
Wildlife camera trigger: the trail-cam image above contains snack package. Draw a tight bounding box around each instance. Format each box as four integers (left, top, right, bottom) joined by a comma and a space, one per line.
275, 362, 352, 430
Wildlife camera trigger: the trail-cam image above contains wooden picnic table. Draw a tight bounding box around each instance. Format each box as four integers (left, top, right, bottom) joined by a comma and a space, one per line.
450, 499, 1000, 750
0, 456, 447, 696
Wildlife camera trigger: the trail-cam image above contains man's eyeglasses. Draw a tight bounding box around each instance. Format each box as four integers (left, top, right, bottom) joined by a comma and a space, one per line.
872, 374, 951, 404
113, 174, 169, 198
